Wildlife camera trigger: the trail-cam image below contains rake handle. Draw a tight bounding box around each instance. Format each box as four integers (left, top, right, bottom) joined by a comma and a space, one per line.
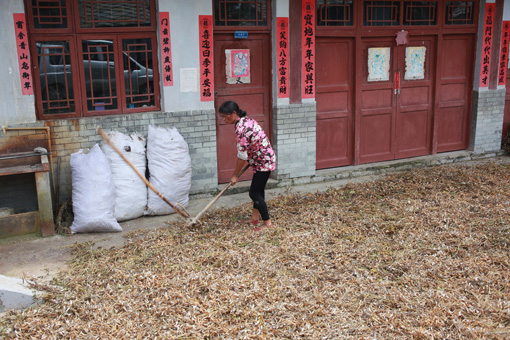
189, 163, 250, 225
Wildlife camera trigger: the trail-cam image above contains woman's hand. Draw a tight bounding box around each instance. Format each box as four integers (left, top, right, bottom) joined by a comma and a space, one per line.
230, 175, 239, 186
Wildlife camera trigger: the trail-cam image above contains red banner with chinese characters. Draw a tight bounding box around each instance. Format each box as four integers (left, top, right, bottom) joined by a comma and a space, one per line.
199, 15, 214, 102
302, 0, 315, 99
277, 17, 289, 99
159, 12, 173, 86
479, 3, 495, 88
498, 21, 510, 86
13, 13, 33, 95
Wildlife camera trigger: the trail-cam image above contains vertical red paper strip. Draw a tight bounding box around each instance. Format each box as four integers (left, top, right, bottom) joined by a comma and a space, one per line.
159, 12, 173, 86
199, 15, 214, 102
498, 21, 510, 86
302, 0, 315, 99
277, 17, 289, 99
479, 3, 495, 88
13, 13, 33, 95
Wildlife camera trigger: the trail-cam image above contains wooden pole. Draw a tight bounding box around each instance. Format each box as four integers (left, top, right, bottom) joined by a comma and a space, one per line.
97, 128, 191, 219
188, 163, 250, 226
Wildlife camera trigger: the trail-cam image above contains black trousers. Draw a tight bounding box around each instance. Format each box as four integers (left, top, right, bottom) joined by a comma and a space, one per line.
249, 171, 271, 221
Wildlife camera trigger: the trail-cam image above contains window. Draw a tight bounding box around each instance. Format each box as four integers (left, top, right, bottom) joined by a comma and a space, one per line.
445, 1, 474, 25
214, 0, 268, 27
317, 0, 354, 27
26, 0, 159, 119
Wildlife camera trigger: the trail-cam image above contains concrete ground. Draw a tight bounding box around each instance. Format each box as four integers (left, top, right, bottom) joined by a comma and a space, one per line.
0, 151, 508, 313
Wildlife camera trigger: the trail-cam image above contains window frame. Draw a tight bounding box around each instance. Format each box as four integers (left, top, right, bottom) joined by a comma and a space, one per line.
25, 0, 160, 120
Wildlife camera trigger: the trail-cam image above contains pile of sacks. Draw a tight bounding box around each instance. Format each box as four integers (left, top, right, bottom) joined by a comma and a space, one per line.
70, 125, 191, 233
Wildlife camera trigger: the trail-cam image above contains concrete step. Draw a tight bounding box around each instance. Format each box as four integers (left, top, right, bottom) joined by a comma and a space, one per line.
0, 275, 38, 313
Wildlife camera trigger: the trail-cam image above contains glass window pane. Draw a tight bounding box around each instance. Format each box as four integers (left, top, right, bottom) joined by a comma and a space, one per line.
36, 41, 75, 115
445, 1, 474, 25
364, 1, 400, 26
122, 38, 155, 109
82, 40, 118, 111
317, 0, 353, 26
31, 0, 68, 29
78, 0, 151, 29
403, 1, 437, 26
215, 0, 267, 27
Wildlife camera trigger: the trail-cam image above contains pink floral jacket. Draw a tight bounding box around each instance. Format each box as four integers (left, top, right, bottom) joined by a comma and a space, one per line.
235, 116, 276, 172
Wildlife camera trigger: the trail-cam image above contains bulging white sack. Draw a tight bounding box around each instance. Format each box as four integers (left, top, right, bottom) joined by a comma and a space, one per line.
146, 125, 191, 215
101, 131, 147, 221
70, 144, 122, 233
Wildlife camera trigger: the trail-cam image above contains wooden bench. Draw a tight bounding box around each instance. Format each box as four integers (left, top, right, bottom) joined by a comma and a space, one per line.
0, 151, 55, 237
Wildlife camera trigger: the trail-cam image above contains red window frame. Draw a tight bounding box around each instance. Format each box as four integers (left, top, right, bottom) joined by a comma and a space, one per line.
25, 0, 160, 120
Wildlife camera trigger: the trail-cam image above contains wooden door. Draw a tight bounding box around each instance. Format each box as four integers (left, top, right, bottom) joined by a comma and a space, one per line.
359, 37, 434, 163
395, 36, 434, 159
436, 34, 474, 152
504, 63, 510, 140
359, 37, 398, 164
214, 33, 272, 183
316, 37, 354, 169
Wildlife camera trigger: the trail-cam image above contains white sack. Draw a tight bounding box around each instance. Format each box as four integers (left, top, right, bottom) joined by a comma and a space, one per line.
146, 125, 191, 215
101, 131, 147, 221
70, 144, 122, 233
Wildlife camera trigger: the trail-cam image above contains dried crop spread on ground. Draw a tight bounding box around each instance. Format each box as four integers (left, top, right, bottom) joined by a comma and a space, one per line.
1, 162, 510, 339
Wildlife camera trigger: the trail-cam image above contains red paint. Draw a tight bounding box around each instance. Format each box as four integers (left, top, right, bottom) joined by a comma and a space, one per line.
13, 13, 33, 95
277, 17, 289, 99
159, 12, 173, 86
479, 3, 495, 88
199, 15, 214, 102
394, 71, 400, 91
498, 21, 510, 86
302, 0, 315, 99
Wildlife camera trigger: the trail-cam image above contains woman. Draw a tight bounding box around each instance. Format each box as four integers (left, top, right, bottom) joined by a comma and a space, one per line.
219, 100, 276, 231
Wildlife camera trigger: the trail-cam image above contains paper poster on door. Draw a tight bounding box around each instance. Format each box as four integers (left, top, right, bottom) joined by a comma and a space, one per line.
405, 46, 426, 80
225, 49, 251, 84
368, 47, 390, 82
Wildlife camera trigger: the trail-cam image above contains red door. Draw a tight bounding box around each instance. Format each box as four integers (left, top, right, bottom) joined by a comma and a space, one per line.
359, 37, 434, 163
214, 32, 272, 183
436, 34, 474, 152
316, 37, 354, 168
504, 63, 510, 140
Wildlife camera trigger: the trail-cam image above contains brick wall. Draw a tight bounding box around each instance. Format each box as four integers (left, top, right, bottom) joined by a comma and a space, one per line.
272, 103, 316, 180
470, 89, 505, 153
0, 110, 218, 205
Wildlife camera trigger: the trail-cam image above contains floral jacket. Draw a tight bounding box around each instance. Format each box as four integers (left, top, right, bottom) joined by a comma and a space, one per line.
235, 116, 276, 172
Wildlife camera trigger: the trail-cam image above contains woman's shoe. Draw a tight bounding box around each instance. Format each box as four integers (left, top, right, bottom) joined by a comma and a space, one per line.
254, 223, 273, 232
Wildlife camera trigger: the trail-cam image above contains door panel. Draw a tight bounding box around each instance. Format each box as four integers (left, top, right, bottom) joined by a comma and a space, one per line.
359, 38, 396, 164
437, 35, 473, 152
214, 33, 271, 183
316, 38, 354, 169
504, 64, 510, 139
395, 36, 434, 159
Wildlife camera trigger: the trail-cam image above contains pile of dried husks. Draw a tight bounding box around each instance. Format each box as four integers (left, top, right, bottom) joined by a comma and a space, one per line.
1, 162, 509, 339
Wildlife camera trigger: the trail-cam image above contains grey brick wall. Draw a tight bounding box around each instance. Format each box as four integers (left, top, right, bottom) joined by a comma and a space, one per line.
470, 90, 505, 153
272, 103, 316, 180
0, 110, 218, 204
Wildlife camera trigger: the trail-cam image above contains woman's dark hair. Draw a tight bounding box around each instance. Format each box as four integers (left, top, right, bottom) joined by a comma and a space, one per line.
219, 101, 247, 117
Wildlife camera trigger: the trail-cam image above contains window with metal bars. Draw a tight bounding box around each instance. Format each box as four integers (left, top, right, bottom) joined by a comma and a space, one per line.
363, 1, 400, 26
316, 0, 353, 26
26, 0, 159, 119
445, 1, 474, 25
403, 1, 437, 26
214, 0, 268, 27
